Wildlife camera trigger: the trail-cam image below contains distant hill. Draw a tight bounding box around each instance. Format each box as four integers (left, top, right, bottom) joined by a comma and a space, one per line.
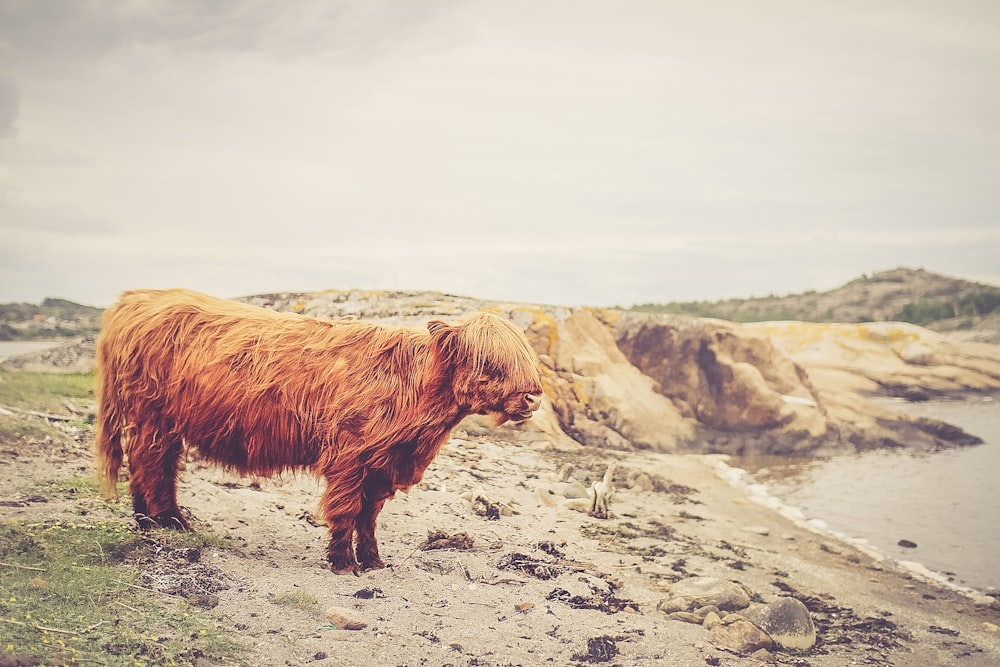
0, 297, 103, 341
631, 268, 1000, 335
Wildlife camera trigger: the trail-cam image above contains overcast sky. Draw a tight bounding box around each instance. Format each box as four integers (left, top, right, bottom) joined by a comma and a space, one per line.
2, 1, 998, 308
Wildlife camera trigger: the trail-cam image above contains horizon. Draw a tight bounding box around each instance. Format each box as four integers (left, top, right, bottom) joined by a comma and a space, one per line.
6, 265, 998, 311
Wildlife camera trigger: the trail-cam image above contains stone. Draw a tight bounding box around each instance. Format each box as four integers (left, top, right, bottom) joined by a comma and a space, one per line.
708, 618, 774, 655
323, 606, 367, 631
629, 472, 655, 492
562, 480, 589, 499
703, 611, 722, 630
668, 611, 705, 624
657, 576, 751, 613
742, 597, 816, 651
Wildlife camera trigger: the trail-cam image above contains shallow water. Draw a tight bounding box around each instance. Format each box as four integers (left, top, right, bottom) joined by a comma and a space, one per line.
731, 395, 1000, 592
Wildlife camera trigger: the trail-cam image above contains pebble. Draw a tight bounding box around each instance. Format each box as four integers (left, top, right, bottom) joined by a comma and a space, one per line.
323, 606, 367, 631
656, 576, 751, 614
708, 618, 774, 655
983, 622, 998, 633
562, 480, 590, 499
741, 525, 770, 536
703, 611, 722, 630
668, 611, 705, 624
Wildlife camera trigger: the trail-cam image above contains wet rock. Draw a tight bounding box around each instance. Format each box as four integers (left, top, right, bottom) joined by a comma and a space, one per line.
742, 597, 816, 650
323, 606, 367, 630
708, 617, 774, 655
656, 576, 751, 613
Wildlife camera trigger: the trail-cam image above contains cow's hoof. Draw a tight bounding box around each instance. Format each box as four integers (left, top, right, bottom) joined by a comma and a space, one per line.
326, 561, 361, 576
360, 558, 386, 571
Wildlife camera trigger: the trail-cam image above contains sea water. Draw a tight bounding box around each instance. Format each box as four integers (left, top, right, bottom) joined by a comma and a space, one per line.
731, 395, 1000, 593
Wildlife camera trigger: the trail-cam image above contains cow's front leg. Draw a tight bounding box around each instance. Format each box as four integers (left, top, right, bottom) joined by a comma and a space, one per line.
319, 468, 363, 575
356, 472, 394, 570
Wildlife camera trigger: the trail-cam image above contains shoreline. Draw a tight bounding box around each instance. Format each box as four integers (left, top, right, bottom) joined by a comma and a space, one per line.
709, 454, 999, 606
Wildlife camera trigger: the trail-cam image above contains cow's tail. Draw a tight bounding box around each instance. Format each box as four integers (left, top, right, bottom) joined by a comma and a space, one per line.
94, 329, 123, 501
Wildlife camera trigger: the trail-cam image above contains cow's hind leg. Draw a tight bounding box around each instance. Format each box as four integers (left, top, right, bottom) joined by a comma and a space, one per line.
356, 472, 394, 571
127, 423, 189, 530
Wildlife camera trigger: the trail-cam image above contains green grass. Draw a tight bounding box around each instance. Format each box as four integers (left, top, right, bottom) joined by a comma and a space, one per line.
0, 519, 242, 666
270, 590, 320, 614
0, 415, 57, 444
0, 371, 95, 415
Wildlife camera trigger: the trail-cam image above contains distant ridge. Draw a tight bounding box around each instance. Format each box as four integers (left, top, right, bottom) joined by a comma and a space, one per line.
630, 267, 1000, 332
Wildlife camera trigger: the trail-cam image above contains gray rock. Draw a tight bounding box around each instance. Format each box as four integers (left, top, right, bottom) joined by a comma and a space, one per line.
323, 606, 367, 631
742, 597, 816, 650
708, 618, 774, 655
657, 576, 751, 613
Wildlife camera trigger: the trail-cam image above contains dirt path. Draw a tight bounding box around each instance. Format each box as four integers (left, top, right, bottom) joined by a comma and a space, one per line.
3, 422, 1000, 666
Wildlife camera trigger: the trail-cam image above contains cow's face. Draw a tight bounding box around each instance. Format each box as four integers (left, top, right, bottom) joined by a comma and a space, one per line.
429, 312, 543, 425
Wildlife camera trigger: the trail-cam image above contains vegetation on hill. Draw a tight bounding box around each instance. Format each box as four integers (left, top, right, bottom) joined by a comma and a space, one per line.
0, 298, 103, 341
630, 267, 1000, 330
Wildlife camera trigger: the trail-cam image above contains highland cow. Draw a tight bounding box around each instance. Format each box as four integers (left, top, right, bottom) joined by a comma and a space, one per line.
95, 289, 542, 573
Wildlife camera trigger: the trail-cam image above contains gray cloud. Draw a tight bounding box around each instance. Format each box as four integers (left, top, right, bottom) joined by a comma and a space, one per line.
0, 73, 17, 139
0, 0, 462, 72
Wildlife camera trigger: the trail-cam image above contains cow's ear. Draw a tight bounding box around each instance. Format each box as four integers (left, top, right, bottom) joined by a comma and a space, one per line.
428, 320, 460, 361
427, 320, 450, 335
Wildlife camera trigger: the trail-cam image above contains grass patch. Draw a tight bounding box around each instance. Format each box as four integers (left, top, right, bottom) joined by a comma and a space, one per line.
271, 590, 320, 614
0, 415, 58, 444
0, 519, 242, 666
0, 371, 95, 415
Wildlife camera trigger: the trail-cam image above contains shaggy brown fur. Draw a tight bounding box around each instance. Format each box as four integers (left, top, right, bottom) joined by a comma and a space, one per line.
95, 289, 542, 573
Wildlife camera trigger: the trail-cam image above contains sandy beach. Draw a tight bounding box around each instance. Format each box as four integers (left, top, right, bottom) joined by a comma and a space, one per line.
4, 415, 999, 666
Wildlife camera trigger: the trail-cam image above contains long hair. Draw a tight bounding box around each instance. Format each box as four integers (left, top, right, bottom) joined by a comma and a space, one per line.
94, 288, 542, 571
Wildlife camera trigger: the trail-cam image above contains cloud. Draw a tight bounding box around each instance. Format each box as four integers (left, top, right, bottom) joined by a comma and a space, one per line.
0, 1, 462, 71
0, 73, 17, 139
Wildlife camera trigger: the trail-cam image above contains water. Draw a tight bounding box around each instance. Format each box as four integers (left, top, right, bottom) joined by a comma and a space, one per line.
0, 341, 64, 362
731, 395, 1000, 593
